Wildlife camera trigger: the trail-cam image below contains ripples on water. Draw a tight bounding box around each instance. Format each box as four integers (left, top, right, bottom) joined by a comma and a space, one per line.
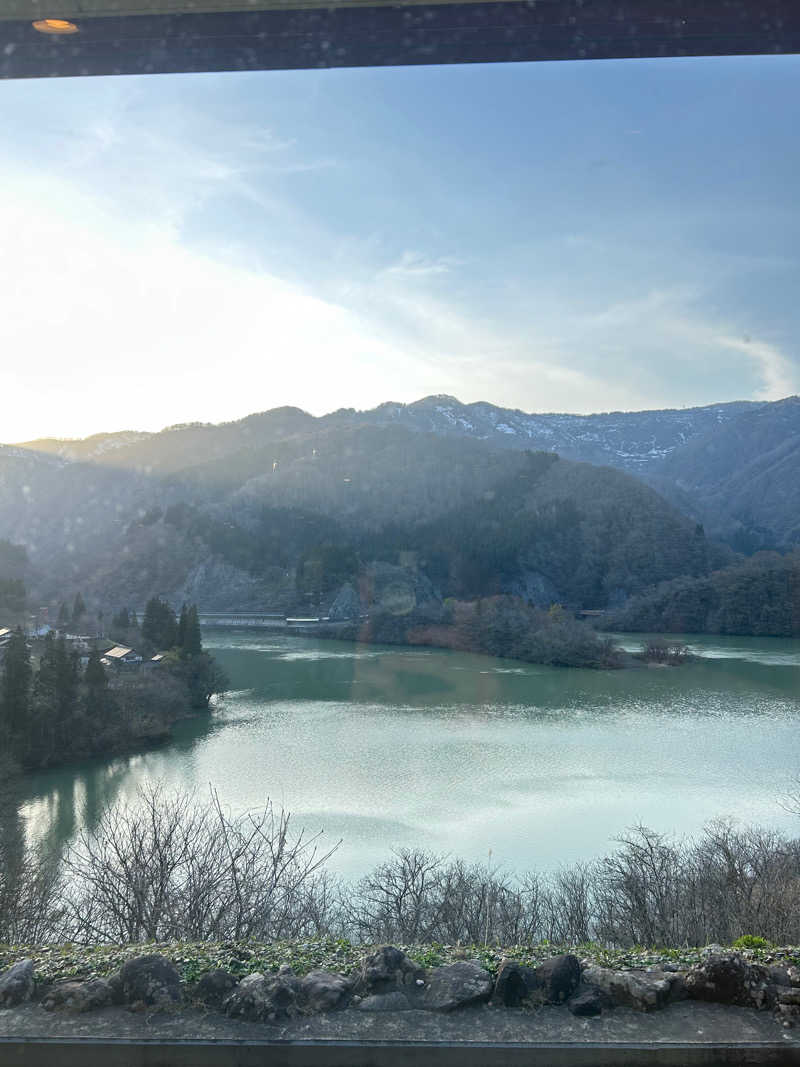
15, 631, 800, 878
606, 631, 800, 667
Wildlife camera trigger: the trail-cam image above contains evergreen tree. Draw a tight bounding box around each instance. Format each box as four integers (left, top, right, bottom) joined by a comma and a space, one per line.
84, 649, 108, 721
84, 648, 107, 689
184, 652, 228, 709
72, 592, 86, 624
111, 607, 130, 634
141, 597, 177, 649
34, 633, 58, 700
55, 636, 80, 734
30, 634, 80, 764
0, 628, 31, 752
141, 598, 157, 645
0, 578, 26, 618
31, 632, 59, 763
56, 601, 69, 629
182, 605, 202, 657
177, 603, 188, 650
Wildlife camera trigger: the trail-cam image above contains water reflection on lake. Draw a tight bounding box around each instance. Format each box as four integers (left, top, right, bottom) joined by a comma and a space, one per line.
14, 630, 800, 879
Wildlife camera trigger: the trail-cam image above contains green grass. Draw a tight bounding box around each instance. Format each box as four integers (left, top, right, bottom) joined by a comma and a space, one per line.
2, 939, 799, 986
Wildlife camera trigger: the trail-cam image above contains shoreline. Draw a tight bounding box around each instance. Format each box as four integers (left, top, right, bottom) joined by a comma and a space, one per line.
203, 619, 629, 671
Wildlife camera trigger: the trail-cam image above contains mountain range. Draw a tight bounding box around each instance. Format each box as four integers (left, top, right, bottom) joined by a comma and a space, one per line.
18, 394, 760, 475
0, 394, 797, 615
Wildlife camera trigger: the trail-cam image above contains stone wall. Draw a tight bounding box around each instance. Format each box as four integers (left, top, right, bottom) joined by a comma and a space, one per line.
4, 944, 800, 1030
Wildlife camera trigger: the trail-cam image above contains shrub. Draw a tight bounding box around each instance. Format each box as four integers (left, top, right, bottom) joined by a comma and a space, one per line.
5, 791, 800, 948
639, 639, 691, 665
732, 935, 773, 950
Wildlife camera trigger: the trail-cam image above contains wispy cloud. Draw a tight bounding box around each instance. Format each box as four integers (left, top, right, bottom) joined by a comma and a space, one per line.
382, 251, 462, 278
16, 85, 335, 238
0, 169, 446, 440
1, 68, 798, 439
715, 335, 798, 401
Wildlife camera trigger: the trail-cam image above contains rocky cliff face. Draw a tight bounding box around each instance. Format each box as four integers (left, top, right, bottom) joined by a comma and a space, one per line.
358, 562, 444, 621
328, 582, 362, 620
175, 560, 295, 613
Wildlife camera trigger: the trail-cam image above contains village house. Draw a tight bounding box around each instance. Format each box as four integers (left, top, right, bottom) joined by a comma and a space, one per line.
101, 645, 143, 669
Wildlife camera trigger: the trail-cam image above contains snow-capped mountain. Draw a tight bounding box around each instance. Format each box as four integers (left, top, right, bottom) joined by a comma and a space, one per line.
336, 395, 760, 473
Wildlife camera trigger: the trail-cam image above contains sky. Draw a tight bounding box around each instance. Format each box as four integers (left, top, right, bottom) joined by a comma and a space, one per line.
1, 54, 799, 441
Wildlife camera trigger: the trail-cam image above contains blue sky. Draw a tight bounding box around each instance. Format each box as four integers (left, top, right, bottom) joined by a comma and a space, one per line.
1, 54, 799, 440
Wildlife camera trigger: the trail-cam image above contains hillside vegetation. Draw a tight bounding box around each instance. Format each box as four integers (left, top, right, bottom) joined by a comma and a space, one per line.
655, 396, 800, 551
0, 601, 227, 773
3, 784, 800, 950
19, 392, 797, 552
2, 395, 798, 636
0, 422, 717, 619
607, 551, 800, 637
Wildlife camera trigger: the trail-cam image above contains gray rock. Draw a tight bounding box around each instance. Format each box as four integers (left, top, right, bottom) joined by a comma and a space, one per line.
685, 952, 774, 1009
355, 946, 425, 996
224, 973, 265, 1021
768, 965, 792, 987
0, 960, 35, 1007
111, 955, 182, 1009
533, 955, 581, 1004
195, 969, 239, 1007
328, 583, 363, 621
42, 982, 82, 1013
492, 955, 580, 1007
568, 987, 609, 1017
507, 569, 560, 608
300, 970, 352, 1013
358, 991, 412, 1012
702, 944, 726, 956
666, 972, 689, 1002
492, 959, 538, 1007
224, 972, 301, 1023
581, 965, 676, 1012
42, 978, 112, 1014
777, 1002, 800, 1027
176, 559, 284, 614
364, 562, 443, 621
424, 961, 492, 1013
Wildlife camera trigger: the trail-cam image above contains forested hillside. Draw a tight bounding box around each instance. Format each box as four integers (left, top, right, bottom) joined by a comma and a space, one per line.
0, 539, 26, 619
656, 396, 800, 551
355, 451, 715, 608
606, 551, 800, 637
0, 424, 717, 616
19, 396, 757, 475
0, 600, 227, 773
16, 393, 799, 554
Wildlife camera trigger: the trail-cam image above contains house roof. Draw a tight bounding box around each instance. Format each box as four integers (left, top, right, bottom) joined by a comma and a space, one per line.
105, 645, 136, 659
0, 628, 11, 639
150, 653, 165, 662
